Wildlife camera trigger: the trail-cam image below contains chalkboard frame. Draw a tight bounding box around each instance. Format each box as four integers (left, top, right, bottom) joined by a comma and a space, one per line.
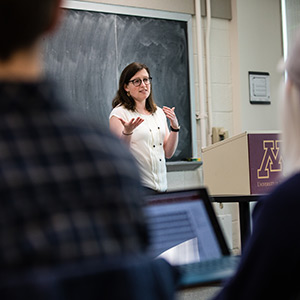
63, 0, 198, 159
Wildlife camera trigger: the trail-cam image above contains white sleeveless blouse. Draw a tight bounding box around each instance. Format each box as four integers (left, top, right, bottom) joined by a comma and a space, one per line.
109, 105, 168, 192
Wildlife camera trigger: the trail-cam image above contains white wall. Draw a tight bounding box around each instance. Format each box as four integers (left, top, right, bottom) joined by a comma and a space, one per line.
208, 18, 234, 137
233, 0, 283, 132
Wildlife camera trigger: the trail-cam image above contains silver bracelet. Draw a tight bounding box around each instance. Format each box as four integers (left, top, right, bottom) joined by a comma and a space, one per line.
122, 131, 133, 136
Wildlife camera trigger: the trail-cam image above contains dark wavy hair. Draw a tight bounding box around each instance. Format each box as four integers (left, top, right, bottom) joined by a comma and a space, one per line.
112, 62, 157, 113
0, 0, 59, 61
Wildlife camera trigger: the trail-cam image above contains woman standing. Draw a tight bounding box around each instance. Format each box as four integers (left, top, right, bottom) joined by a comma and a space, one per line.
109, 62, 179, 194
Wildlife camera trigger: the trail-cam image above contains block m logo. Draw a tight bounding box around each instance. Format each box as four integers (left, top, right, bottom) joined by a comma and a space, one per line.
257, 140, 282, 179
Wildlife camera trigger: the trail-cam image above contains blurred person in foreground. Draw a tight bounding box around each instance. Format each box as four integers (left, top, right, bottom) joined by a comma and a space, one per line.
0, 0, 148, 269
212, 31, 300, 300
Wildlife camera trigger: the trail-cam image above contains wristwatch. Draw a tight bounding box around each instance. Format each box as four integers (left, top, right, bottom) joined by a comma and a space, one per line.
170, 125, 180, 132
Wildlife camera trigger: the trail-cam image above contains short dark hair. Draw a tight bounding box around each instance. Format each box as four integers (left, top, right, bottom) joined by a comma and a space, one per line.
112, 62, 157, 114
0, 0, 59, 61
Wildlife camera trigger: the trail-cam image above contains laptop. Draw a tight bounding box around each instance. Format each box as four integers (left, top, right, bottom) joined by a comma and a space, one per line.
144, 188, 240, 289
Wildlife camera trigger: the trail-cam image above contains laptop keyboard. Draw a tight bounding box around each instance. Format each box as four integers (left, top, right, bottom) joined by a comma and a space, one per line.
177, 256, 240, 275
175, 256, 240, 287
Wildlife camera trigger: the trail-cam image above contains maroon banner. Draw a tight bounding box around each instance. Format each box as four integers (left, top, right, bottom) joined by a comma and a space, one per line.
248, 133, 283, 195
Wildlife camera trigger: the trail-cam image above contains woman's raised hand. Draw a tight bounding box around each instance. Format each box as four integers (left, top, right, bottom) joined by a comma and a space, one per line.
162, 106, 179, 129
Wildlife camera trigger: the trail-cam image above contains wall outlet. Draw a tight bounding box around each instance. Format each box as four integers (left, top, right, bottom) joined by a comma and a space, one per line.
212, 127, 229, 144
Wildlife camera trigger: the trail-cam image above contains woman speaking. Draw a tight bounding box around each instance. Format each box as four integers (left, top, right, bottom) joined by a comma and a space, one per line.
109, 62, 179, 194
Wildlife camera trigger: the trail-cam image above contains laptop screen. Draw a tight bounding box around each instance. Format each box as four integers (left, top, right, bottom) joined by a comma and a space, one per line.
144, 189, 229, 266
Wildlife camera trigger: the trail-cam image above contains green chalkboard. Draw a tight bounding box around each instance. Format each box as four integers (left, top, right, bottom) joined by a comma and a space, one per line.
43, 8, 192, 161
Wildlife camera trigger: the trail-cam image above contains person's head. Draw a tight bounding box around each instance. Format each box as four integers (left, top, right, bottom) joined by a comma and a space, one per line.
281, 31, 300, 176
112, 62, 157, 113
0, 0, 62, 61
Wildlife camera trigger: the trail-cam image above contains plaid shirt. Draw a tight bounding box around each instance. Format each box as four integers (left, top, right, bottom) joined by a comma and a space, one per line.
0, 80, 148, 268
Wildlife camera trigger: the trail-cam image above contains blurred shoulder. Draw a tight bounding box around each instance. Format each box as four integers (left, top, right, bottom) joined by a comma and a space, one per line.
254, 172, 300, 219
262, 173, 300, 203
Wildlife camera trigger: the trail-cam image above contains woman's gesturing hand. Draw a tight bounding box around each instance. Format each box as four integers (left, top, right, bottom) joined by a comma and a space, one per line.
162, 106, 179, 129
119, 117, 144, 134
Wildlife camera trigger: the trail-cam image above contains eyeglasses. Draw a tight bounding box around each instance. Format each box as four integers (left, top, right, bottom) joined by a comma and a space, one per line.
128, 77, 152, 87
